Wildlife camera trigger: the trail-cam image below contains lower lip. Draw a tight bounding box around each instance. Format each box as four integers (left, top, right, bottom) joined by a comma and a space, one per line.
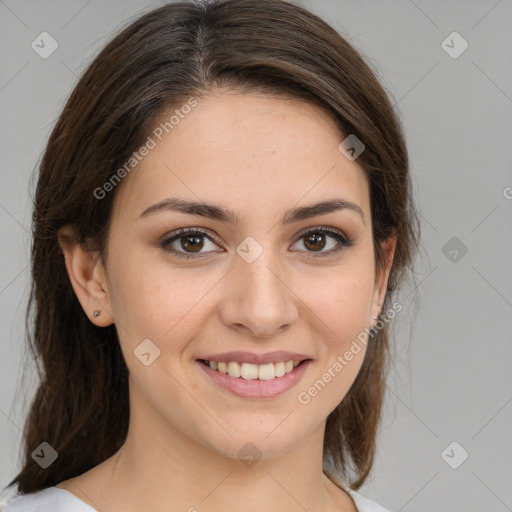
196, 360, 312, 398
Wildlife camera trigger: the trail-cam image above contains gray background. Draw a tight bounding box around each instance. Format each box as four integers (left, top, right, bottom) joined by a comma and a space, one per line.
1, 1, 511, 510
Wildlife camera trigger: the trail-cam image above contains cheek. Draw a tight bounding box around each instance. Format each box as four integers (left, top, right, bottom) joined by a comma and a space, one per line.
299, 266, 374, 398
105, 251, 175, 341
107, 253, 220, 362
296, 274, 373, 413
306, 269, 374, 336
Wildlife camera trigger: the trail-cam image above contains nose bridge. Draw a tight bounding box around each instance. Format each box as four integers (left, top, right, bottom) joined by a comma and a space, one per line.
221, 236, 298, 336
244, 249, 282, 300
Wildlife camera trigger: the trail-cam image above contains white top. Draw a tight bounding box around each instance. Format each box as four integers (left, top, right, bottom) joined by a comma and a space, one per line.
0, 486, 392, 512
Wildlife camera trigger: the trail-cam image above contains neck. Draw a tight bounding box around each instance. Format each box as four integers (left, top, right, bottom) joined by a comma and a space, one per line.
97, 392, 355, 511
63, 379, 357, 512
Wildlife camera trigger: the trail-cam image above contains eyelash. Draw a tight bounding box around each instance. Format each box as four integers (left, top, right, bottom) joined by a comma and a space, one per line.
160, 226, 354, 260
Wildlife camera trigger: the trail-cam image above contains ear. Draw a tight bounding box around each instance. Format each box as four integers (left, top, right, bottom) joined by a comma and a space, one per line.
57, 224, 114, 327
370, 230, 397, 323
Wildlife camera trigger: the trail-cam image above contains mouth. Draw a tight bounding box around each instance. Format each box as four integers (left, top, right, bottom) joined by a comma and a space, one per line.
196, 358, 313, 398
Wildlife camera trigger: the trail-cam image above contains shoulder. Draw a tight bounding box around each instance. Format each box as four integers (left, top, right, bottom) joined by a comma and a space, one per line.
323, 470, 393, 512
0, 487, 96, 512
0, 487, 64, 512
348, 489, 394, 512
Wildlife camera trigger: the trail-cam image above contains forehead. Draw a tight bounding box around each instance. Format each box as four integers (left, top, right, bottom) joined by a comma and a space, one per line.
111, 91, 370, 226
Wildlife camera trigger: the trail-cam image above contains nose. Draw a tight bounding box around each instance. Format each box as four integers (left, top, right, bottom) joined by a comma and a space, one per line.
218, 246, 299, 338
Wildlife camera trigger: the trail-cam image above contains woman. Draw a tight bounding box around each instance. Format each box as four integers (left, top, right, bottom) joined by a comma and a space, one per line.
1, 0, 420, 510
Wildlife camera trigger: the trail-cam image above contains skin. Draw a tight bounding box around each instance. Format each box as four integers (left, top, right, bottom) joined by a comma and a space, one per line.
57, 89, 396, 512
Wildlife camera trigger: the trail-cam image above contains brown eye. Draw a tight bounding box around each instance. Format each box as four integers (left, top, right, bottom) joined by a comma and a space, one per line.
178, 233, 205, 253
160, 228, 222, 259
292, 227, 354, 257
303, 232, 327, 252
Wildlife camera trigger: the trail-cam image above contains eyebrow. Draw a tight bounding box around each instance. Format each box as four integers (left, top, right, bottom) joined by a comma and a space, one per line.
138, 197, 364, 225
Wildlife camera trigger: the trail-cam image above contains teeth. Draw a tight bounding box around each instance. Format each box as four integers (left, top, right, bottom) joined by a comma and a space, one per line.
274, 361, 285, 377
240, 363, 259, 380
207, 359, 304, 380
227, 361, 241, 378
258, 363, 274, 380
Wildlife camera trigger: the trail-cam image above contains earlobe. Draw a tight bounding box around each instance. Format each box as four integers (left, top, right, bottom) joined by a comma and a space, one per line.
57, 225, 114, 327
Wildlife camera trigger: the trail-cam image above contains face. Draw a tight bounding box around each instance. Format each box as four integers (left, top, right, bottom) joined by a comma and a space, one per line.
62, 89, 395, 462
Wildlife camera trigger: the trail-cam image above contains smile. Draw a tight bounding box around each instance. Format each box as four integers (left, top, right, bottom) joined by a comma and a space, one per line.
196, 358, 312, 398
199, 359, 304, 380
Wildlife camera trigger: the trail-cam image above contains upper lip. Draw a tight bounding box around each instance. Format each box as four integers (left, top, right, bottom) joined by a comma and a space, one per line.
197, 351, 312, 365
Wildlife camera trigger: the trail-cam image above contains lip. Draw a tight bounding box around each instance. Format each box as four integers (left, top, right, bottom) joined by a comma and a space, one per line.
196, 359, 313, 398
197, 351, 312, 365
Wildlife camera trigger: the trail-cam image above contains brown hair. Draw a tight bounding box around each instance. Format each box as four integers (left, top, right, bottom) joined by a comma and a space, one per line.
6, 0, 420, 495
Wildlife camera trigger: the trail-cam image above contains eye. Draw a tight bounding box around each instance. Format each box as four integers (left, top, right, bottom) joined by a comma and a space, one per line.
160, 226, 354, 259
290, 227, 355, 257
160, 228, 223, 259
